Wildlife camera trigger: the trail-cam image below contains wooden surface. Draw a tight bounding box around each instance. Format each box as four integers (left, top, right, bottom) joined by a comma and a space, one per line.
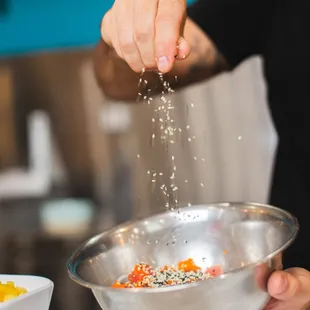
0, 65, 19, 169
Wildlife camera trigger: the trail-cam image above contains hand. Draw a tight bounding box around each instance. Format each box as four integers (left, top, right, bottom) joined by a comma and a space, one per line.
264, 268, 310, 310
100, 0, 191, 73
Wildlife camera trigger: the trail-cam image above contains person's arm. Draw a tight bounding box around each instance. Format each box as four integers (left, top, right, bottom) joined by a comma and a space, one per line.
94, 18, 229, 101
95, 0, 273, 101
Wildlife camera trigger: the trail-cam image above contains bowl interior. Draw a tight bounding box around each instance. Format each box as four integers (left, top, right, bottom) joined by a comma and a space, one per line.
68, 203, 298, 288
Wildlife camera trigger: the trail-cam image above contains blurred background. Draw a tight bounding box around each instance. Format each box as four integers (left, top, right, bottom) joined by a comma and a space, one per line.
0, 0, 277, 309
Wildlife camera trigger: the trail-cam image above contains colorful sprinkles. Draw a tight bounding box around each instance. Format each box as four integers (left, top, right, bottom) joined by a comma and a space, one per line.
112, 258, 222, 289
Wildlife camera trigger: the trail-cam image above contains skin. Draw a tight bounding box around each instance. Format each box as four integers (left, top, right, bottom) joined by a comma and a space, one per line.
95, 18, 228, 101
265, 269, 310, 310
97, 1, 310, 308
101, 0, 189, 73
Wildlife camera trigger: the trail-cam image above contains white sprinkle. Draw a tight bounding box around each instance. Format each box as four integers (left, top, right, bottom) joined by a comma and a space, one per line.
200, 183, 204, 187
137, 154, 140, 158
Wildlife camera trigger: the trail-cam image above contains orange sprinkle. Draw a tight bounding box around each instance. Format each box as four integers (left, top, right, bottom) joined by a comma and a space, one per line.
111, 281, 126, 289
177, 258, 201, 272
128, 263, 153, 284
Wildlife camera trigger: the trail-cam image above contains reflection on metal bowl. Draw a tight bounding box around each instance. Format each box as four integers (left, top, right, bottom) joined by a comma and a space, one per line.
67, 202, 299, 310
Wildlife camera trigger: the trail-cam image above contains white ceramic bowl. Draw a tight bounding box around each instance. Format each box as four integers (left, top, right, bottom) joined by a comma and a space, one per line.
0, 275, 53, 310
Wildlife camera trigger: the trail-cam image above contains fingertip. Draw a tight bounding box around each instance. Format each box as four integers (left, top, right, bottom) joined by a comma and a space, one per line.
157, 56, 174, 73
268, 272, 288, 298
268, 271, 299, 300
176, 37, 191, 60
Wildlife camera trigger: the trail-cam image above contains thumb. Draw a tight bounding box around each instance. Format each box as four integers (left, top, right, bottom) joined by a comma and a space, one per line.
268, 268, 310, 304
268, 270, 299, 301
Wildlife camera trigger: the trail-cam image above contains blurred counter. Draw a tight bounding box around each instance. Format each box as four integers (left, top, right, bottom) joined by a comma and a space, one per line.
0, 197, 104, 310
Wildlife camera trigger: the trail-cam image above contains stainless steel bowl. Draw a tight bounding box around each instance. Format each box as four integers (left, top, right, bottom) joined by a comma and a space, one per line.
67, 202, 299, 310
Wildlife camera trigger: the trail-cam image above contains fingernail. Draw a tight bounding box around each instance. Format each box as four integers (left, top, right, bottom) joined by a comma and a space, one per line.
277, 275, 288, 295
157, 56, 170, 72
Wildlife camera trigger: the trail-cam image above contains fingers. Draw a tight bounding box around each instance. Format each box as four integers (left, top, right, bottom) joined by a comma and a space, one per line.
114, 0, 144, 72
101, 10, 122, 58
155, 0, 186, 73
100, 0, 187, 73
101, 10, 112, 46
268, 268, 310, 304
133, 0, 157, 69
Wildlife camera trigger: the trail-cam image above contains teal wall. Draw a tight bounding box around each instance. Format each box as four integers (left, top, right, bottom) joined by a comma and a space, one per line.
0, 0, 196, 56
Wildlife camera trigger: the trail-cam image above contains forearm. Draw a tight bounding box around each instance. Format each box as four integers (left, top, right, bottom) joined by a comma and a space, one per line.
94, 19, 229, 101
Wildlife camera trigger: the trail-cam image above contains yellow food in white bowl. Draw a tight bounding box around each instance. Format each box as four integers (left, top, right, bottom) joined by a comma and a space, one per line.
0, 282, 27, 303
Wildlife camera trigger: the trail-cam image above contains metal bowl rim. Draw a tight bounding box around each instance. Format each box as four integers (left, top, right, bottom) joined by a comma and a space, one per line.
66, 201, 299, 294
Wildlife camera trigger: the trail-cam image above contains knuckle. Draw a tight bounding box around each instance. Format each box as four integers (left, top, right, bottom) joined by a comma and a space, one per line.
156, 5, 183, 25
156, 14, 176, 25
119, 32, 136, 53
100, 11, 112, 43
134, 29, 149, 44
101, 10, 110, 31
134, 24, 153, 43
